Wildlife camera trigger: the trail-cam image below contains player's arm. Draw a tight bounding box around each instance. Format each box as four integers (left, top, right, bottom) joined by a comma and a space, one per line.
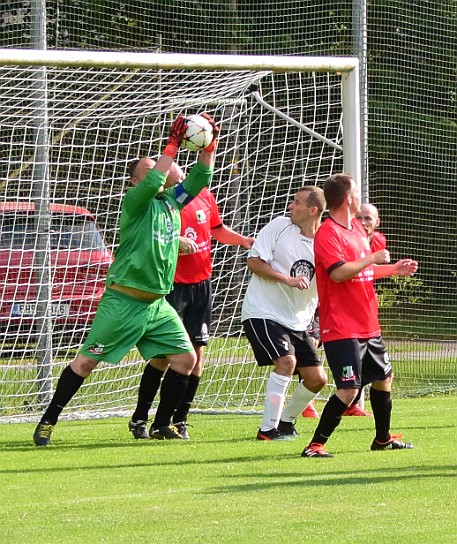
247, 257, 310, 290
373, 259, 418, 279
122, 169, 167, 221
329, 249, 390, 283
211, 224, 254, 249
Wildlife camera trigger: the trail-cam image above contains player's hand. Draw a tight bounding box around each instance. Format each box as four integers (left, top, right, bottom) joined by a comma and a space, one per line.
394, 259, 419, 276
242, 237, 255, 250
178, 236, 199, 255
201, 113, 220, 153
372, 249, 390, 264
286, 276, 310, 290
163, 115, 188, 159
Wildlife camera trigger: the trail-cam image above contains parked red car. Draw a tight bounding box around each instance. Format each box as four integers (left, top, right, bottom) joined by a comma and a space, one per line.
0, 202, 113, 339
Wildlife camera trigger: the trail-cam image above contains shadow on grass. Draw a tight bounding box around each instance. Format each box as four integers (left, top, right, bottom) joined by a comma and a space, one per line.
205, 464, 457, 494
0, 449, 291, 475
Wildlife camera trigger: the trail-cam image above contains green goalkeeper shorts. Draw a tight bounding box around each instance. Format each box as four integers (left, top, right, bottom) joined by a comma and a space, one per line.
80, 288, 193, 364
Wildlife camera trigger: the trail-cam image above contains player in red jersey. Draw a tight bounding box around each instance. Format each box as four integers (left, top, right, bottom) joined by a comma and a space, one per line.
358, 202, 387, 252
301, 173, 418, 458
129, 184, 254, 440
343, 202, 387, 416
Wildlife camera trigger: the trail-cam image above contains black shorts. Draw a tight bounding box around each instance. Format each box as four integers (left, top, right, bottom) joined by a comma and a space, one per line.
166, 279, 212, 346
323, 336, 393, 390
242, 318, 321, 368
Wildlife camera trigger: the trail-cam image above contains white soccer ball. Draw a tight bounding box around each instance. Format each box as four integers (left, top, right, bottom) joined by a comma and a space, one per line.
181, 114, 213, 151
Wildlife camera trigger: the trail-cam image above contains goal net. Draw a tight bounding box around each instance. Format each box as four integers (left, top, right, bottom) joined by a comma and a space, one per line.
0, 50, 359, 422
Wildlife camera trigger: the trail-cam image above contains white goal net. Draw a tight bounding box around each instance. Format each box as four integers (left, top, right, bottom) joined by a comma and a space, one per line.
0, 51, 359, 422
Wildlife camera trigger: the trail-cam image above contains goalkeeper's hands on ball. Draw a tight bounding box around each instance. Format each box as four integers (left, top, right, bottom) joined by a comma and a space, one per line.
163, 115, 189, 159
201, 113, 220, 153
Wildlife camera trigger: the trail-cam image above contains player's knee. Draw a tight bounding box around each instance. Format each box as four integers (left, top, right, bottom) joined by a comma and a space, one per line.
273, 355, 296, 377
315, 372, 328, 390
299, 367, 328, 391
71, 355, 98, 378
149, 358, 169, 372
168, 350, 197, 375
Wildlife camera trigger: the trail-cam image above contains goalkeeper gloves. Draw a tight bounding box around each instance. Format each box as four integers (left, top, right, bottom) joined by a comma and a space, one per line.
201, 113, 220, 153
163, 115, 188, 159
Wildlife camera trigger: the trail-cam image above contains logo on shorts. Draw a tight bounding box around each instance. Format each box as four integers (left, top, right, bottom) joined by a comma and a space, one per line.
290, 260, 315, 281
88, 342, 105, 355
341, 366, 355, 381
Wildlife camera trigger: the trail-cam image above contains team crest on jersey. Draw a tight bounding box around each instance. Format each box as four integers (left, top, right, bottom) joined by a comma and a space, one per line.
196, 209, 207, 223
290, 259, 315, 280
183, 226, 197, 241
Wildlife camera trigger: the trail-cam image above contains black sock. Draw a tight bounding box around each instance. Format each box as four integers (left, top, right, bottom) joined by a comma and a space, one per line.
310, 394, 347, 445
132, 364, 164, 422
370, 388, 392, 442
41, 365, 85, 425
152, 369, 189, 429
173, 373, 200, 424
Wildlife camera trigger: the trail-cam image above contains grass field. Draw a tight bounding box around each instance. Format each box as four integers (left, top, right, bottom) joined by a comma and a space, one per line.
1, 396, 456, 544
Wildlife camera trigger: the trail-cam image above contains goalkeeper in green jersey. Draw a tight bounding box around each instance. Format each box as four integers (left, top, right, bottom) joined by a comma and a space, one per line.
33, 114, 219, 446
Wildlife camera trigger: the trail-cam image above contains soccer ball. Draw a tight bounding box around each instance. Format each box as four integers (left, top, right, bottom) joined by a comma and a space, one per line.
181, 114, 213, 151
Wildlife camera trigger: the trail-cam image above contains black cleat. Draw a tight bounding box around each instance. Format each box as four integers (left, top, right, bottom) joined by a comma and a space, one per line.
149, 425, 183, 440
277, 420, 299, 437
174, 422, 190, 440
33, 421, 54, 446
256, 428, 291, 441
371, 434, 413, 451
128, 419, 149, 439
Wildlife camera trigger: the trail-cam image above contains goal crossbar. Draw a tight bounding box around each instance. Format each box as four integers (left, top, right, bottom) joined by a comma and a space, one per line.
0, 49, 358, 73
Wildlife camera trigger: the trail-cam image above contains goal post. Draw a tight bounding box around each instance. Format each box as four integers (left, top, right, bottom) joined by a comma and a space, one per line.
0, 49, 360, 422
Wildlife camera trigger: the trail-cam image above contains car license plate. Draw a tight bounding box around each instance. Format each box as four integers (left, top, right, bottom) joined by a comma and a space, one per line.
12, 302, 71, 317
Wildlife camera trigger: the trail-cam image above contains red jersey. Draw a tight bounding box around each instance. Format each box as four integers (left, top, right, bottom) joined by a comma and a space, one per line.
370, 230, 387, 252
174, 188, 222, 284
314, 217, 381, 342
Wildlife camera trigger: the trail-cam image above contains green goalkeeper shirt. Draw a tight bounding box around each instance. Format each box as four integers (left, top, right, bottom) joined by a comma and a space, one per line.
106, 162, 213, 295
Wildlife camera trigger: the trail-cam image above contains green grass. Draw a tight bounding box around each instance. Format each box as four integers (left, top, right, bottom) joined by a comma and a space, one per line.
1, 396, 456, 544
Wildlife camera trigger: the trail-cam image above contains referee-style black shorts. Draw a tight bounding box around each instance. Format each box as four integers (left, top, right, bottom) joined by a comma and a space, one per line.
166, 279, 212, 346
323, 336, 393, 390
242, 318, 321, 368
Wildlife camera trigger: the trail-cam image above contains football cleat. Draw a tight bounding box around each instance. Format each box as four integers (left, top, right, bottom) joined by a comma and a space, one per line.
343, 403, 372, 416
301, 442, 333, 458
371, 434, 413, 451
302, 401, 320, 418
33, 421, 54, 446
128, 419, 149, 439
173, 422, 190, 440
256, 428, 291, 441
277, 420, 299, 437
149, 424, 183, 440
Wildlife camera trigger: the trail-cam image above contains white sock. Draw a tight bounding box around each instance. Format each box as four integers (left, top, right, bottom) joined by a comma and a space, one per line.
281, 381, 316, 422
260, 372, 291, 431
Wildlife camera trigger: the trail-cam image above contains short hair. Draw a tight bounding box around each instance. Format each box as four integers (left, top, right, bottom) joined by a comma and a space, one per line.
297, 185, 326, 213
323, 173, 354, 209
128, 158, 141, 178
